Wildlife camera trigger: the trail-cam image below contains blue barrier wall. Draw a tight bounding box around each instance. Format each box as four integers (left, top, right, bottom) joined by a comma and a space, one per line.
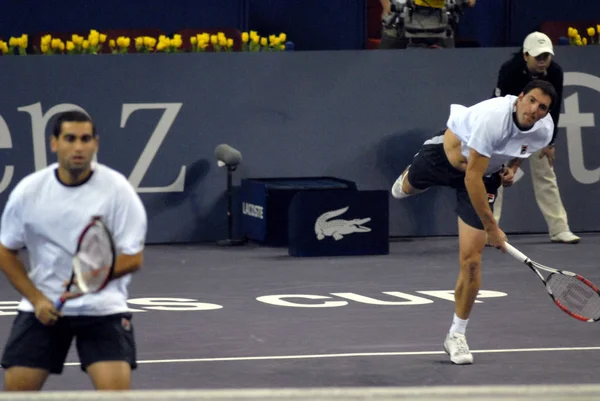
248, 0, 366, 50
0, 47, 598, 244
508, 0, 600, 46
0, 0, 250, 37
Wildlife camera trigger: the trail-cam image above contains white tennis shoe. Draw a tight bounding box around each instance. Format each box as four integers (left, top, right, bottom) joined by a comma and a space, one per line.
443, 332, 473, 365
550, 231, 580, 244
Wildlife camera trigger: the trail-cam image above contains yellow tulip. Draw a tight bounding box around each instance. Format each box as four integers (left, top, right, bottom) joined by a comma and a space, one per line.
227, 38, 233, 48
280, 44, 285, 50
173, 34, 182, 41
190, 37, 198, 45
66, 41, 75, 51
20, 34, 28, 48
89, 30, 99, 38
89, 36, 99, 47
100, 34, 107, 43
279, 33, 287, 42
109, 39, 116, 47
9, 37, 18, 47
143, 37, 156, 47
250, 30, 258, 37
172, 37, 182, 48
210, 35, 218, 45
156, 42, 166, 51
597, 24, 600, 34
251, 34, 259, 44
242, 32, 249, 43
135, 37, 143, 47
575, 38, 582, 46
123, 38, 131, 47
583, 37, 588, 45
260, 37, 267, 46
82, 40, 90, 49
587, 27, 595, 37
51, 38, 60, 49
41, 35, 52, 46
73, 35, 84, 45
41, 44, 49, 53
58, 42, 65, 51
200, 43, 208, 50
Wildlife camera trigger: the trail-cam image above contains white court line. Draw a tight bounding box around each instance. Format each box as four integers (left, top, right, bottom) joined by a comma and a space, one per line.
63, 345, 600, 366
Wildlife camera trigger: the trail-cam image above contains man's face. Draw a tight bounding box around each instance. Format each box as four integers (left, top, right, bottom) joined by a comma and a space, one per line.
50, 121, 98, 174
524, 52, 552, 74
515, 88, 551, 128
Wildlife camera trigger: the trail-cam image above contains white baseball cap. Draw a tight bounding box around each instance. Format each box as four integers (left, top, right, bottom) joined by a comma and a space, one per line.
523, 32, 554, 57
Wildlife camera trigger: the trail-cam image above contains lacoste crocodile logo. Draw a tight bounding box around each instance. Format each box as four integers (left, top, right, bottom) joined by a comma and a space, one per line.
315, 206, 371, 241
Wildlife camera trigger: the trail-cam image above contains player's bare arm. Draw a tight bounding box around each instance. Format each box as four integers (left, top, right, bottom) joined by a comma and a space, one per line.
464, 149, 507, 250
0, 245, 45, 306
0, 245, 61, 325
110, 252, 144, 280
501, 158, 521, 187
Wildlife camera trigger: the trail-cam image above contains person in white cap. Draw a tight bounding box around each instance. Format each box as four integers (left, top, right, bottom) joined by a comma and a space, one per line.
491, 31, 580, 244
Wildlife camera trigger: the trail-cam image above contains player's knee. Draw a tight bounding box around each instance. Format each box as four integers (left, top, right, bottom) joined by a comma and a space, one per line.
4, 368, 47, 391
460, 256, 481, 282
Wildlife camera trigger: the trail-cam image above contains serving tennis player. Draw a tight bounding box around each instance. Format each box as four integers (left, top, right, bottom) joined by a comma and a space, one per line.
391, 80, 557, 364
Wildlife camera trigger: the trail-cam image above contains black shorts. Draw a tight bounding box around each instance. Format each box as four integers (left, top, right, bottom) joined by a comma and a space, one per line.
1, 311, 136, 374
406, 139, 501, 230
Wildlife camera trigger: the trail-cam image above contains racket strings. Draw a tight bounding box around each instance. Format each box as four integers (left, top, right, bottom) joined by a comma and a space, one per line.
75, 224, 114, 293
547, 273, 600, 320
80, 226, 113, 269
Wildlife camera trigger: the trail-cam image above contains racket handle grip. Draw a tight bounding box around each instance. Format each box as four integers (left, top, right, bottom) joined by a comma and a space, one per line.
54, 298, 66, 311
504, 242, 529, 263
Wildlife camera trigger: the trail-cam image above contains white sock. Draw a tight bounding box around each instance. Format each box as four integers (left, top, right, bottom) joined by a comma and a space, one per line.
449, 313, 468, 335
391, 173, 410, 199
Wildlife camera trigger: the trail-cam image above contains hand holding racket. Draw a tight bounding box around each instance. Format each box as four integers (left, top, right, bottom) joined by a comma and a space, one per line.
55, 216, 116, 311
504, 242, 600, 322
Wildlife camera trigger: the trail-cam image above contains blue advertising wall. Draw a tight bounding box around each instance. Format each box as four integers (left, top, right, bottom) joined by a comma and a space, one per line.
0, 47, 598, 244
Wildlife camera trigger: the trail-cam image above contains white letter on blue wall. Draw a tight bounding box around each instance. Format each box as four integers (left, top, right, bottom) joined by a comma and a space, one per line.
121, 103, 185, 193
0, 114, 14, 194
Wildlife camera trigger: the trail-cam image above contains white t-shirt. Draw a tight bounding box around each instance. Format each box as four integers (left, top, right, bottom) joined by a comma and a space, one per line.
0, 162, 147, 316
446, 95, 554, 174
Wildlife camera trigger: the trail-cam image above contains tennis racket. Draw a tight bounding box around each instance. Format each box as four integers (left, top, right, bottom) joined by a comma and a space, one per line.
55, 216, 116, 310
505, 242, 600, 322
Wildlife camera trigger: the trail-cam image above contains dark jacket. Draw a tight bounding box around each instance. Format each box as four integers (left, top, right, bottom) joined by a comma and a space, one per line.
492, 54, 564, 145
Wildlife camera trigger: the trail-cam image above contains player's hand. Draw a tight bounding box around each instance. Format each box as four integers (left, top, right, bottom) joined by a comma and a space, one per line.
486, 226, 507, 252
539, 145, 555, 167
501, 166, 516, 187
33, 297, 61, 326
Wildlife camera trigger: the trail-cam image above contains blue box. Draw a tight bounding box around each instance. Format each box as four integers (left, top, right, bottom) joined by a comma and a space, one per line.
288, 190, 389, 257
240, 177, 357, 246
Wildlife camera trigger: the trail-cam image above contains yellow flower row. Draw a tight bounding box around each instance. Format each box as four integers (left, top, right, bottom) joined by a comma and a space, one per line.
1, 29, 290, 55
0, 34, 28, 55
567, 25, 600, 46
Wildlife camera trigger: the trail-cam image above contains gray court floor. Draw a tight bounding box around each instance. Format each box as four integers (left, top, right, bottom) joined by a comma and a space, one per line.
0, 233, 599, 393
